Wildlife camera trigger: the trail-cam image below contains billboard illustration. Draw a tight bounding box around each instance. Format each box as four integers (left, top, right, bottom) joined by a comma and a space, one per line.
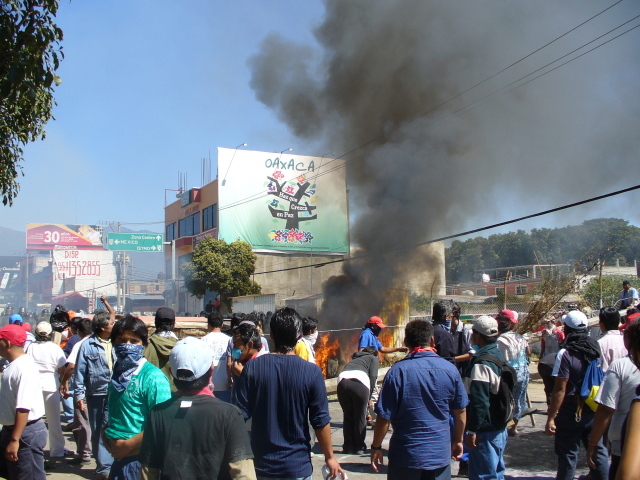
218, 148, 348, 253
26, 224, 103, 251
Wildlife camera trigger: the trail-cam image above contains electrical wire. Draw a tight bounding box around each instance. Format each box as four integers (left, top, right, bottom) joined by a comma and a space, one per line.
452, 20, 640, 118
226, 14, 640, 201
250, 184, 640, 275
216, 3, 630, 212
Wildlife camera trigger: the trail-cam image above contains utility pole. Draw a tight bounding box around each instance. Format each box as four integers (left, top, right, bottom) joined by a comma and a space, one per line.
599, 260, 605, 309
98, 221, 122, 311
24, 254, 29, 311
163, 240, 177, 311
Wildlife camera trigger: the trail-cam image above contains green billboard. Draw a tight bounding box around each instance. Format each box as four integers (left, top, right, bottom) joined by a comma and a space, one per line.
218, 148, 349, 253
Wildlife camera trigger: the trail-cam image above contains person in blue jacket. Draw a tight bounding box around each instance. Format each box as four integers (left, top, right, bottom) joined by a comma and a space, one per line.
358, 316, 408, 354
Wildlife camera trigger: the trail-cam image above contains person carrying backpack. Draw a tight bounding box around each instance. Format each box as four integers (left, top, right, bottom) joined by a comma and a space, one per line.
545, 310, 609, 480
463, 315, 512, 480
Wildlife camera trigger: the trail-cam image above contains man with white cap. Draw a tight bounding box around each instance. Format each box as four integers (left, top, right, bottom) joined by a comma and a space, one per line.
545, 310, 608, 480
463, 315, 509, 480
25, 322, 67, 467
138, 336, 255, 480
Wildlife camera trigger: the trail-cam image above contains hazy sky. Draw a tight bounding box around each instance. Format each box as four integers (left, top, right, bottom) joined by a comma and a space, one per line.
2, 0, 639, 243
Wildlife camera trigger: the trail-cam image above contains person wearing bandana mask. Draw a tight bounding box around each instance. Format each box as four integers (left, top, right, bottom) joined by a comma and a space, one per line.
229, 322, 267, 382
294, 317, 319, 364
358, 317, 408, 355
103, 315, 171, 480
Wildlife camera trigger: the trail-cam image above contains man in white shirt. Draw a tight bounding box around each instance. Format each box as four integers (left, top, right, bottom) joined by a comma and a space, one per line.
0, 324, 47, 480
25, 322, 67, 464
201, 312, 232, 402
597, 307, 627, 371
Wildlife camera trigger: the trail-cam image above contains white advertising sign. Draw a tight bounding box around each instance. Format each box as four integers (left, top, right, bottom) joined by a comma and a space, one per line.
52, 250, 117, 296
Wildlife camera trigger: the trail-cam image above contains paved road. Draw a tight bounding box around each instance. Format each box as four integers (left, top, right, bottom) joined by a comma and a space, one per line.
48, 363, 590, 479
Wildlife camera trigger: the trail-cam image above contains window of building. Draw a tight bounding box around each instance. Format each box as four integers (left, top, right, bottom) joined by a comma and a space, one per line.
516, 285, 527, 295
178, 212, 200, 237
202, 204, 218, 232
166, 223, 176, 242
476, 288, 487, 296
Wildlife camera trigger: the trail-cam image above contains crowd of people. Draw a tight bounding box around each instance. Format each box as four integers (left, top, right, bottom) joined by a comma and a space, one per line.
0, 287, 639, 480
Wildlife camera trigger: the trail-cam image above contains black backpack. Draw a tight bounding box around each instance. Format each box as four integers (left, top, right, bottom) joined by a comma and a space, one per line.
474, 353, 517, 425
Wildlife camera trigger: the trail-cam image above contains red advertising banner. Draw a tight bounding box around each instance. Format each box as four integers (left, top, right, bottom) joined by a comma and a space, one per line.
193, 228, 218, 247
26, 224, 104, 251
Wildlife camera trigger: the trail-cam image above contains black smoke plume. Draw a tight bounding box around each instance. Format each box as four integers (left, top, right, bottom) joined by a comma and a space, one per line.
249, 0, 640, 328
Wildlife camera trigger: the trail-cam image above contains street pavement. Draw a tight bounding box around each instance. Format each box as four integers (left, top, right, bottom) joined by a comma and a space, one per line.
47, 363, 590, 480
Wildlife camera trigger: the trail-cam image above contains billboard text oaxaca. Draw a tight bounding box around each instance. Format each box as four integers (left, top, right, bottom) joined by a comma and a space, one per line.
218, 148, 348, 253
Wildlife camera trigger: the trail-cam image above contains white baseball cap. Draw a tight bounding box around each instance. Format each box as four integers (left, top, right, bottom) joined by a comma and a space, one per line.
35, 321, 53, 336
562, 310, 588, 329
473, 315, 499, 337
169, 337, 213, 381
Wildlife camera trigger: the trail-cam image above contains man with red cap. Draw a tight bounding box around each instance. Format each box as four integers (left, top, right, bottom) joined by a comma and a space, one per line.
358, 316, 408, 354
0, 324, 47, 480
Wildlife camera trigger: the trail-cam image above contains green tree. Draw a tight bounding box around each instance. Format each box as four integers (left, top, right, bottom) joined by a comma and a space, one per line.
182, 238, 261, 310
1, 0, 63, 205
446, 218, 640, 283
581, 275, 627, 309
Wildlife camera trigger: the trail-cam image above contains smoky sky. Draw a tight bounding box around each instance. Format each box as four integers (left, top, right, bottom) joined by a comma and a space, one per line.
248, 0, 640, 325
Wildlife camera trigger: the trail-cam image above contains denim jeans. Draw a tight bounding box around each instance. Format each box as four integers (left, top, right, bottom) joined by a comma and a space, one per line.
468, 429, 507, 480
108, 455, 141, 480
388, 462, 451, 480
554, 409, 608, 480
61, 392, 74, 423
86, 395, 113, 476
512, 365, 530, 421
0, 419, 48, 480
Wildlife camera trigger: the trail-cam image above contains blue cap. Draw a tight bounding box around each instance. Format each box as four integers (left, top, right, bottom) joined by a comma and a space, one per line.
8, 314, 22, 324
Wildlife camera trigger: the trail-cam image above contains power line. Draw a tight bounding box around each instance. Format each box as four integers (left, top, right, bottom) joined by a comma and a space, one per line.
251, 183, 640, 275
217, 3, 628, 212
453, 20, 640, 118
410, 0, 625, 124
244, 14, 640, 198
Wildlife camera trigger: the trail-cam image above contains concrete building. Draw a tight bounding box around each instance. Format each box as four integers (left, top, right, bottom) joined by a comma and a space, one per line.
164, 178, 348, 313
164, 148, 445, 314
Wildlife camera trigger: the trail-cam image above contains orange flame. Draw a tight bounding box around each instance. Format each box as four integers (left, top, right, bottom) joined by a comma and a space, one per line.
315, 332, 340, 378
378, 327, 396, 349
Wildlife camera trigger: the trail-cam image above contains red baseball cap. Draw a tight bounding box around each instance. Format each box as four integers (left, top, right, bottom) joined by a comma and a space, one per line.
620, 312, 640, 330
497, 309, 518, 324
368, 316, 386, 328
0, 324, 27, 347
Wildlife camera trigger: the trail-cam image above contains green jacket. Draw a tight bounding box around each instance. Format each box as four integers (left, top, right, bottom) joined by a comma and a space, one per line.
144, 334, 178, 392
463, 343, 506, 433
